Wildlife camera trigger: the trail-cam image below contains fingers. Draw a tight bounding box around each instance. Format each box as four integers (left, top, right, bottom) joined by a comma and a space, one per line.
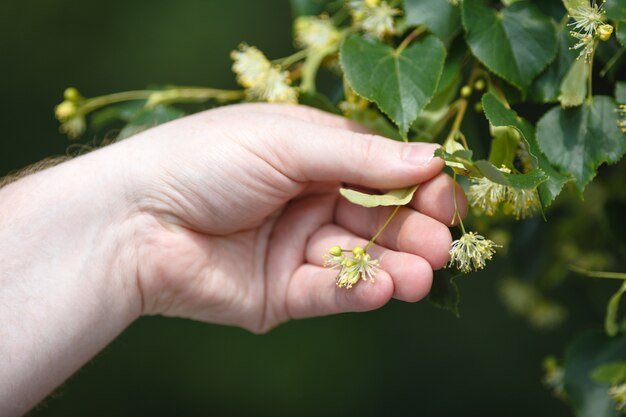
286, 263, 395, 320
335, 199, 453, 269
246, 114, 444, 190
409, 173, 468, 226
286, 223, 434, 319
212, 103, 374, 134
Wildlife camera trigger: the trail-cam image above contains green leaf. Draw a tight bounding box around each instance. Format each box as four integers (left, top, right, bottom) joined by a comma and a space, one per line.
617, 81, 626, 103
607, 281, 626, 337
606, 0, 626, 22
564, 331, 626, 417
403, 0, 461, 44
345, 107, 404, 141
118, 105, 185, 140
481, 93, 570, 205
339, 185, 419, 208
536, 96, 626, 194
488, 126, 520, 168
90, 100, 146, 130
340, 34, 446, 137
474, 160, 548, 189
558, 58, 588, 108
530, 25, 578, 103
591, 361, 626, 385
289, 0, 328, 17
428, 269, 461, 318
461, 0, 558, 90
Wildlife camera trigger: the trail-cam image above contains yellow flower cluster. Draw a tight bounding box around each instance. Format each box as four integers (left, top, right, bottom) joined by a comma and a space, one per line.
567, 1, 612, 62
467, 167, 541, 220
54, 87, 86, 139
448, 232, 499, 273
294, 15, 341, 51
348, 0, 400, 39
324, 245, 379, 289
231, 44, 298, 104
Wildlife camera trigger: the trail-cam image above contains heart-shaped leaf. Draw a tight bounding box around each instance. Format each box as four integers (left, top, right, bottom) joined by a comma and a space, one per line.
339, 185, 419, 208
340, 34, 446, 138
404, 0, 461, 44
461, 0, 557, 90
536, 96, 626, 194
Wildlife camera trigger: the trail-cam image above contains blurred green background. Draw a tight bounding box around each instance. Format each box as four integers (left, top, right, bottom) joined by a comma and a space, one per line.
0, 1, 603, 416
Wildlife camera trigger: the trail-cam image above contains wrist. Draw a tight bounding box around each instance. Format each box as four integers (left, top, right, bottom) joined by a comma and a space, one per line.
0, 145, 141, 414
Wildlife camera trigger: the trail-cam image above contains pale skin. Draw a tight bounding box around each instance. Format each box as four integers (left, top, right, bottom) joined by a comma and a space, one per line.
0, 104, 466, 416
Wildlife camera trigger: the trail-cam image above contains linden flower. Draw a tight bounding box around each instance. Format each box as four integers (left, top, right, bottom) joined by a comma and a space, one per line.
609, 382, 626, 411
246, 68, 298, 103
294, 15, 340, 51
467, 177, 508, 216
568, 1, 606, 61
230, 44, 271, 88
504, 188, 541, 220
54, 100, 86, 139
448, 232, 499, 273
569, 2, 605, 38
231, 44, 298, 104
325, 245, 379, 289
349, 0, 400, 39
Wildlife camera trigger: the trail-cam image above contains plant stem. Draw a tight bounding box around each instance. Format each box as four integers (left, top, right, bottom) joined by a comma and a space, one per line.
452, 172, 467, 234
274, 48, 310, 68
587, 43, 597, 103
81, 88, 244, 114
570, 265, 626, 280
81, 90, 155, 113
146, 88, 244, 108
365, 205, 402, 251
396, 26, 427, 55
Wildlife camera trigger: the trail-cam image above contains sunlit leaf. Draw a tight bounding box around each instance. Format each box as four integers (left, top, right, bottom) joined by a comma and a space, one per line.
339, 185, 419, 208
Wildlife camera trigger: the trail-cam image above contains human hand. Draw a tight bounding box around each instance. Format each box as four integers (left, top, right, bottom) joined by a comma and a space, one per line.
121, 104, 467, 332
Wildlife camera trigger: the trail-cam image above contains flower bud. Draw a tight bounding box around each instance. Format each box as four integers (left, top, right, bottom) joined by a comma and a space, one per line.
63, 87, 81, 102
329, 245, 343, 257
598, 24, 613, 41
460, 85, 472, 98
474, 79, 485, 91
54, 101, 78, 121
352, 246, 365, 256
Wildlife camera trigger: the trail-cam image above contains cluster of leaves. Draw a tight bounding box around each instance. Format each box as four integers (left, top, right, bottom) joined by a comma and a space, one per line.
54, 0, 626, 415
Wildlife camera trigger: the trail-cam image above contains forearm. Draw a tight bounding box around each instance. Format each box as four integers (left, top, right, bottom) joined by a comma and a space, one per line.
0, 147, 140, 415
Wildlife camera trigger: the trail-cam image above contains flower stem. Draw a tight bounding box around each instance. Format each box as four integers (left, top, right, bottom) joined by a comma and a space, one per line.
452, 172, 467, 234
396, 26, 427, 55
81, 90, 155, 113
570, 265, 626, 280
81, 88, 244, 114
274, 48, 310, 68
587, 42, 597, 103
365, 205, 402, 251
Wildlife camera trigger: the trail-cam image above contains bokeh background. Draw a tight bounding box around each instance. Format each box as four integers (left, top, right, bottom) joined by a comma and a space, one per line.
0, 1, 608, 416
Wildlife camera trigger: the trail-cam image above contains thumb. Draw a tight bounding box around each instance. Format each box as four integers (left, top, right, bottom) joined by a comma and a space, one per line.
270, 117, 444, 189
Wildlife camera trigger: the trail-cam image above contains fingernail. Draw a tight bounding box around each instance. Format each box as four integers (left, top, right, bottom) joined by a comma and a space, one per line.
403, 143, 440, 166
